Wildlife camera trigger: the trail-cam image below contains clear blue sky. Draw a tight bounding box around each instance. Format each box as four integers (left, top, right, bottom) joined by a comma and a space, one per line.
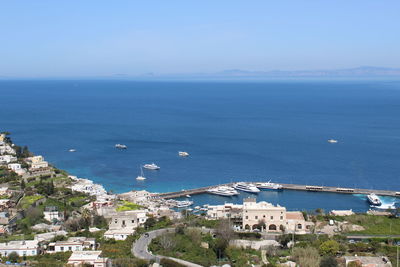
0, 1, 399, 77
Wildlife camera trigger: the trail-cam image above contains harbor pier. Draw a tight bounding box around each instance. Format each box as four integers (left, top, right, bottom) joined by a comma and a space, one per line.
155, 182, 400, 199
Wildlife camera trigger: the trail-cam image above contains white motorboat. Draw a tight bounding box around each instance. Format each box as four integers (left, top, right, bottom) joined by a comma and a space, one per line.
327, 139, 338, 144
257, 181, 283, 190
176, 200, 193, 208
179, 151, 189, 157
115, 144, 127, 149
143, 163, 160, 170
207, 186, 239, 196
69, 149, 76, 152
233, 182, 260, 193
186, 195, 191, 198
367, 193, 382, 206
136, 167, 146, 181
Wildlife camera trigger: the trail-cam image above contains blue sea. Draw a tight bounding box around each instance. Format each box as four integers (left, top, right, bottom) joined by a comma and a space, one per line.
1, 80, 400, 212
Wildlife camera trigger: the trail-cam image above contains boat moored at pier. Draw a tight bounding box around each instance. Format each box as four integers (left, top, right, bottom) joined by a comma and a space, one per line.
207, 186, 239, 196
256, 181, 283, 190
233, 182, 260, 193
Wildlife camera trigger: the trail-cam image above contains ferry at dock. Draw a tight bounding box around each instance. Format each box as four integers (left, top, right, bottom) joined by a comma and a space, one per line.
256, 181, 283, 190
233, 182, 260, 193
207, 186, 239, 196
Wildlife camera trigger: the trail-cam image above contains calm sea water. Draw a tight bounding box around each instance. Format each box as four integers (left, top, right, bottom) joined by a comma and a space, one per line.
1, 80, 399, 211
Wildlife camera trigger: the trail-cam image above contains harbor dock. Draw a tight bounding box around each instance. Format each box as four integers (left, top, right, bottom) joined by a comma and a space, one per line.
156, 182, 400, 199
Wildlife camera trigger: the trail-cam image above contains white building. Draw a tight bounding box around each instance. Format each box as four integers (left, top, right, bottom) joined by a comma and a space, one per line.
44, 206, 64, 222
104, 210, 147, 240
26, 155, 49, 169
207, 198, 313, 233
0, 240, 39, 257
8, 163, 21, 172
47, 237, 95, 253
0, 155, 17, 164
67, 251, 109, 267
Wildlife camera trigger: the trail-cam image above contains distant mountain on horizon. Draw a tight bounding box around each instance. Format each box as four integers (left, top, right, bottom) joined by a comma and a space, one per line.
1, 66, 400, 80
209, 66, 400, 78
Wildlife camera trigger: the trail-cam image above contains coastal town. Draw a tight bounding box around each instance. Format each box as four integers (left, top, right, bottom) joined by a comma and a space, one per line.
0, 131, 399, 267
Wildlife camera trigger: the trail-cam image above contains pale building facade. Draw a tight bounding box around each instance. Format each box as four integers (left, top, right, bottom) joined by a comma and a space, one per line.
0, 240, 39, 257
47, 237, 95, 253
207, 198, 313, 233
104, 210, 147, 240
67, 251, 109, 267
242, 198, 286, 231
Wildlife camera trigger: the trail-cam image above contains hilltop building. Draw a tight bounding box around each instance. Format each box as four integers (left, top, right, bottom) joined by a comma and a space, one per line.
207, 198, 313, 234
104, 210, 147, 240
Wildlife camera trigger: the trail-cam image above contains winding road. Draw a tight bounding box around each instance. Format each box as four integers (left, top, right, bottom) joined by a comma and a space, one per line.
132, 228, 203, 267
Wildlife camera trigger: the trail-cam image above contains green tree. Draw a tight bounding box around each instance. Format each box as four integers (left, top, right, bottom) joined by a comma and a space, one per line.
8, 251, 19, 263
20, 179, 26, 189
320, 255, 338, 267
144, 217, 156, 229
319, 240, 340, 255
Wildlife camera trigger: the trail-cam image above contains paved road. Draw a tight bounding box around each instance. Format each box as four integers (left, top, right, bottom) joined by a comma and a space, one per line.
132, 228, 203, 267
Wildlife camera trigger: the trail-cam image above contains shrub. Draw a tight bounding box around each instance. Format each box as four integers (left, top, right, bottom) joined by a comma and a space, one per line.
319, 240, 340, 255
320, 255, 338, 267
160, 258, 186, 267
291, 246, 321, 267
8, 251, 19, 263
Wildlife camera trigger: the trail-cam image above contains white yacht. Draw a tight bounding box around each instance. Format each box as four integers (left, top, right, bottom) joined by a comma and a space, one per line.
207, 186, 239, 196
143, 163, 160, 170
367, 193, 382, 206
115, 144, 127, 149
233, 182, 260, 193
257, 181, 283, 190
327, 139, 338, 144
176, 200, 193, 208
69, 149, 76, 152
136, 167, 146, 181
179, 151, 189, 157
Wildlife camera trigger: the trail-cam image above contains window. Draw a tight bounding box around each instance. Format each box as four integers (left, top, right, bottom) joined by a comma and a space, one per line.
255, 216, 258, 219
280, 216, 283, 220
245, 216, 248, 219
297, 224, 302, 229
61, 247, 64, 251
270, 216, 273, 220
263, 215, 266, 218
132, 220, 134, 223
69, 247, 72, 251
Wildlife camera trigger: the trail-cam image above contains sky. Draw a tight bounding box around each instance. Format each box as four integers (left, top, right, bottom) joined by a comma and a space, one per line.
0, 1, 399, 77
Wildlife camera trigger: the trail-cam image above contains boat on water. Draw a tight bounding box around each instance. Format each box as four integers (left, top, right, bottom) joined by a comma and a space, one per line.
186, 194, 191, 198
136, 167, 146, 181
115, 144, 127, 149
179, 151, 189, 157
257, 181, 283, 190
327, 139, 338, 143
367, 193, 382, 206
69, 149, 76, 152
143, 163, 160, 170
233, 182, 260, 193
207, 186, 239, 196
176, 200, 194, 208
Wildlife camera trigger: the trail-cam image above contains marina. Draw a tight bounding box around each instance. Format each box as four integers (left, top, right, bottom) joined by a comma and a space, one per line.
156, 182, 400, 199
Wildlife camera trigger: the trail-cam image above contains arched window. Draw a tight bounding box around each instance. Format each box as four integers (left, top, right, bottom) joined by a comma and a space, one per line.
245, 224, 250, 230
268, 224, 277, 231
